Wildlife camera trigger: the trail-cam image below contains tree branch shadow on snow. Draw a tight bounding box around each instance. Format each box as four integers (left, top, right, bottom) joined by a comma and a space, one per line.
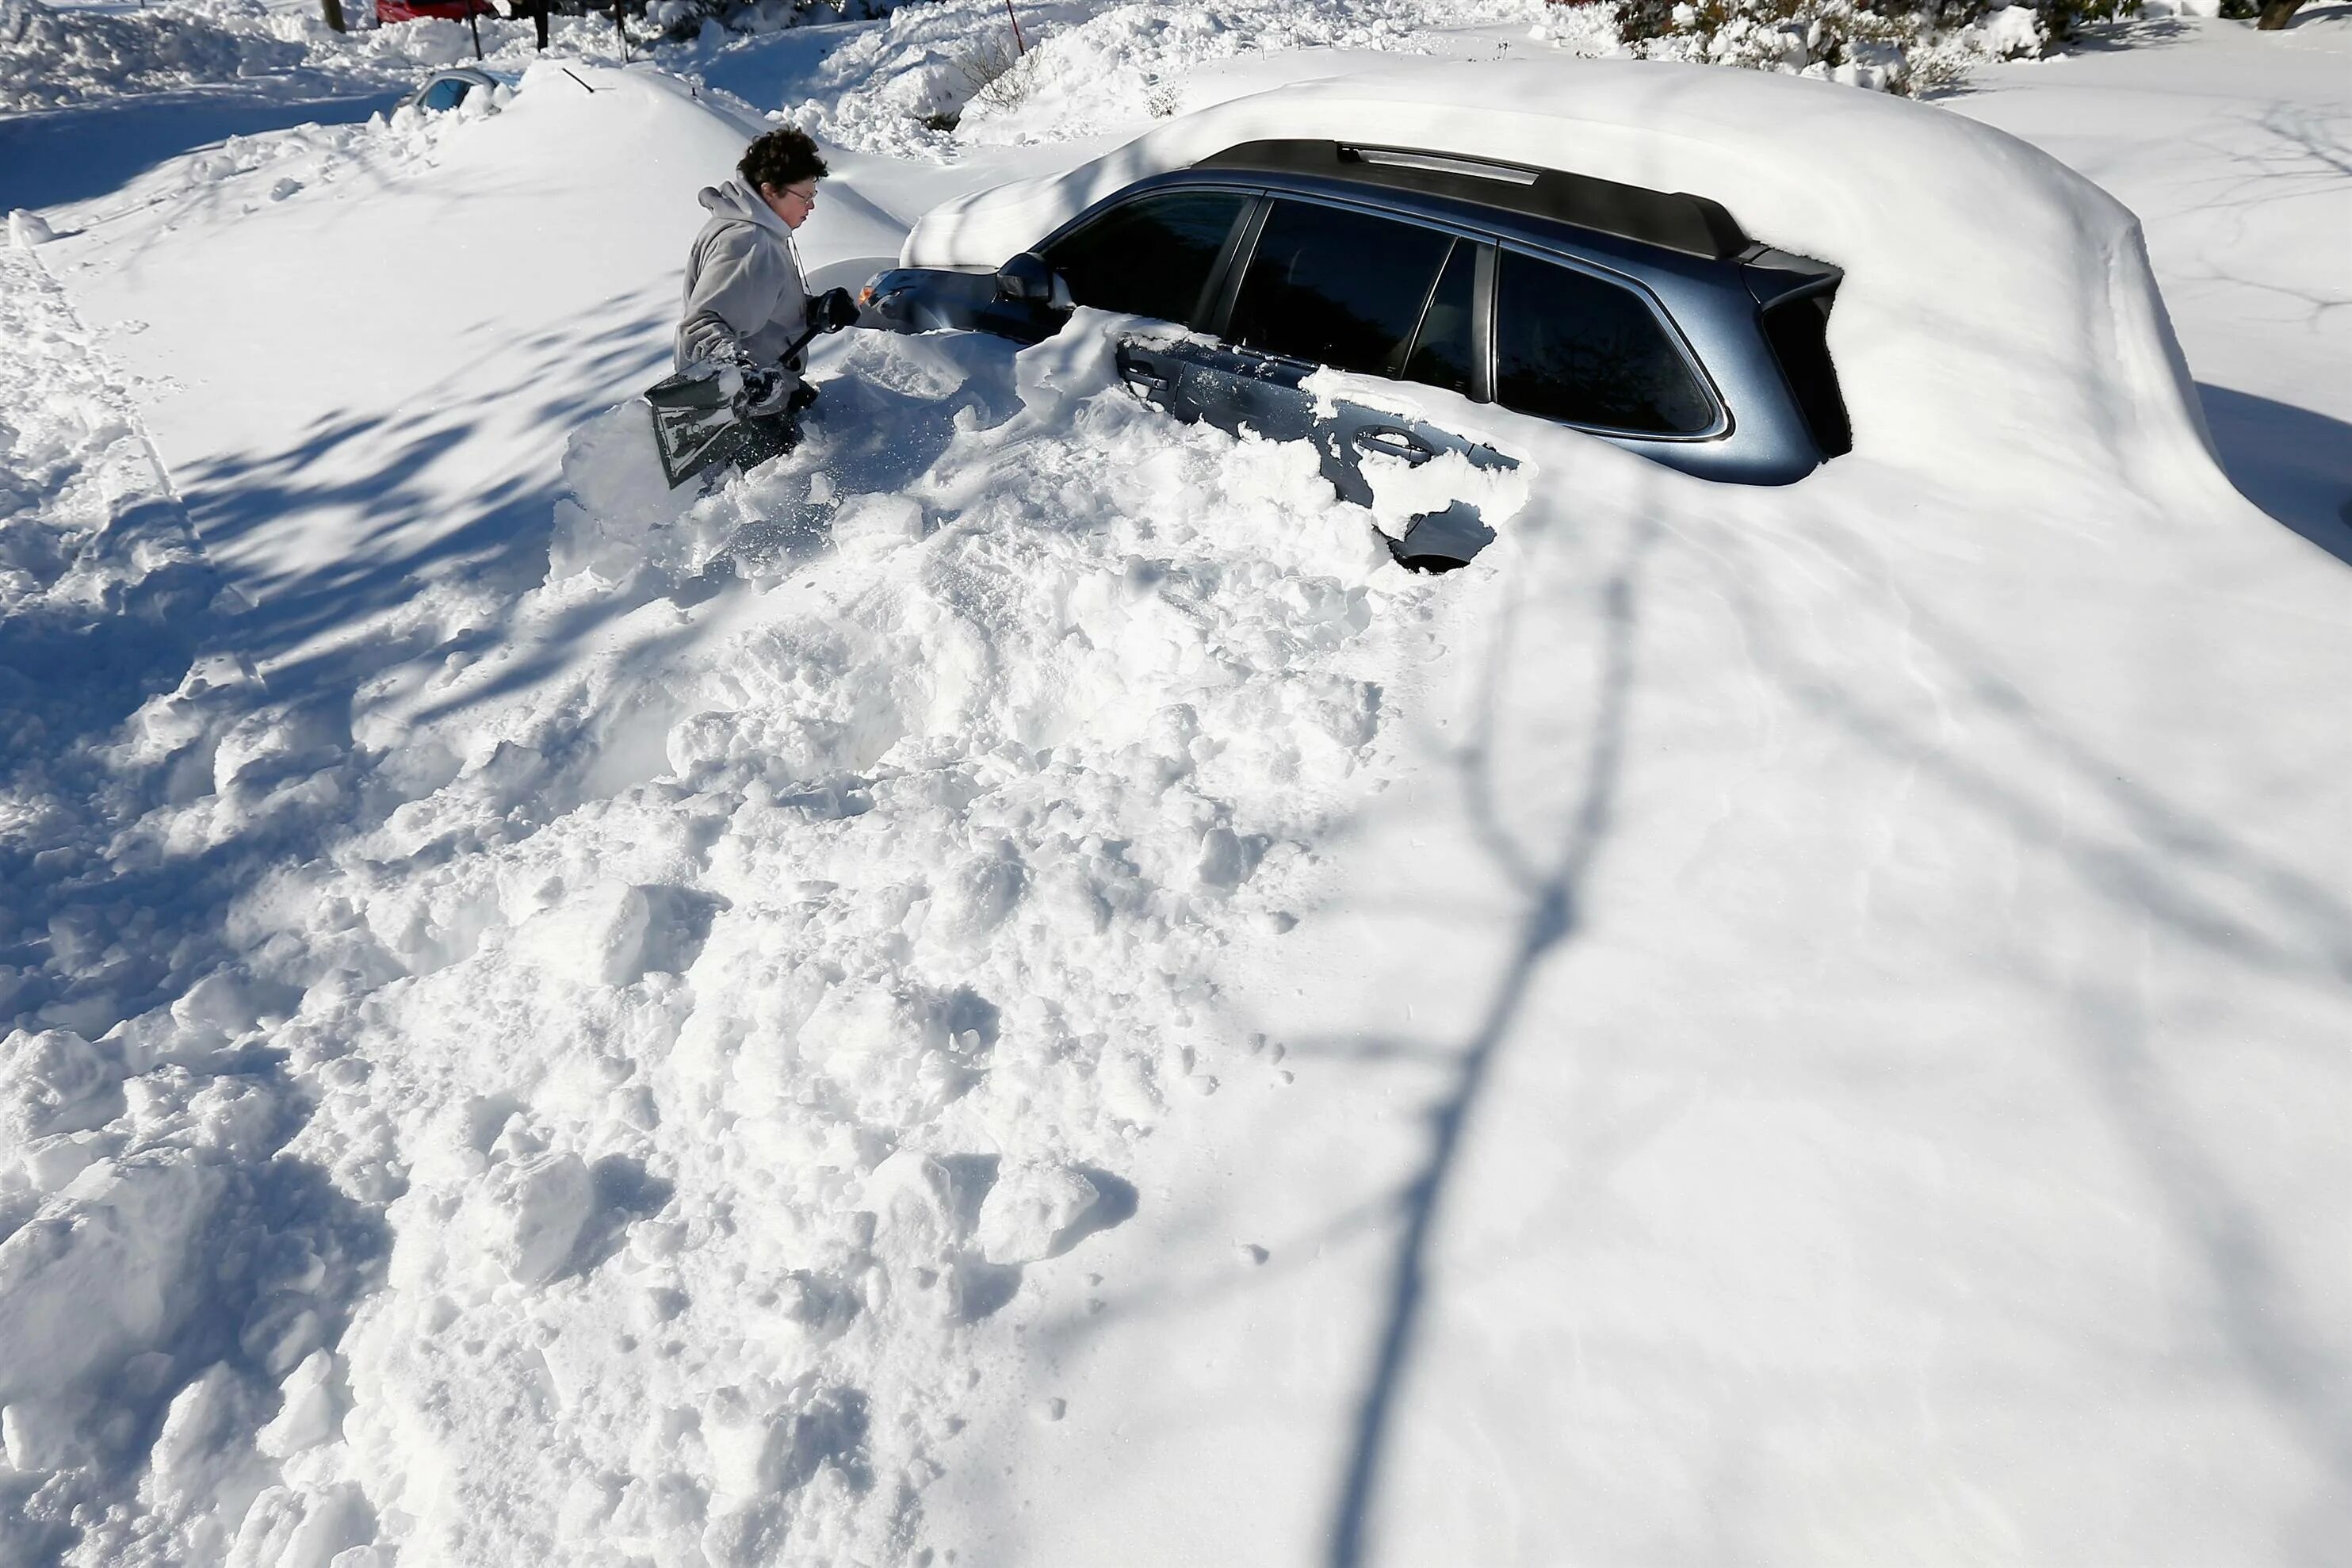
1322, 519, 1658, 1568
1718, 519, 2352, 996
4, 290, 687, 1025
1696, 517, 2352, 1515
167, 289, 676, 704
0, 285, 679, 1553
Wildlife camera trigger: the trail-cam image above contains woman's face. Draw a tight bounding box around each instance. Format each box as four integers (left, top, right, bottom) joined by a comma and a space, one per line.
761, 178, 819, 231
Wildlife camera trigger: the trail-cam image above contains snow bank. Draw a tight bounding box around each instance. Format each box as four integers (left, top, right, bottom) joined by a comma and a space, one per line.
0, 0, 300, 111
0, 0, 658, 113
908, 57, 2225, 507
673, 0, 1549, 158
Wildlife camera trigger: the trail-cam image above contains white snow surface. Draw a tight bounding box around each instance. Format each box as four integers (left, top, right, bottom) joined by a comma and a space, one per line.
2, 14, 2350, 1568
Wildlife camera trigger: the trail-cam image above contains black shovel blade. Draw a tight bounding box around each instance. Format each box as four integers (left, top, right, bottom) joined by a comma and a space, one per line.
645, 371, 744, 489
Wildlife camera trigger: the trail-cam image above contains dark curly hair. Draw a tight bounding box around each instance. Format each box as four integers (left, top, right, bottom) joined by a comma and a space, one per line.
739, 126, 828, 192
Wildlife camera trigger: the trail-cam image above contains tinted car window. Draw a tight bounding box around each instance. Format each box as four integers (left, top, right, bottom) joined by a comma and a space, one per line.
419, 78, 471, 113
1041, 190, 1248, 326
1401, 239, 1478, 398
1228, 201, 1455, 377
1494, 250, 1714, 434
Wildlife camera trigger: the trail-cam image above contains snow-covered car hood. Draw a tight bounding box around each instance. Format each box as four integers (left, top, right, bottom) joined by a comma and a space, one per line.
904, 56, 2222, 506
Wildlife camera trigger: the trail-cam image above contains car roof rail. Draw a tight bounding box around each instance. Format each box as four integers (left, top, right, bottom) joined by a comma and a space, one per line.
1195, 139, 1753, 261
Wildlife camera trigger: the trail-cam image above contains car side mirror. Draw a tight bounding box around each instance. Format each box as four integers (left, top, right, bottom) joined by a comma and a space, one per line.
995, 252, 1073, 311
811, 286, 860, 335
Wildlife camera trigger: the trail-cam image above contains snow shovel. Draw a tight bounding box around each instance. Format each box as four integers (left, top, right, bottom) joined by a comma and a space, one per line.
645, 287, 862, 490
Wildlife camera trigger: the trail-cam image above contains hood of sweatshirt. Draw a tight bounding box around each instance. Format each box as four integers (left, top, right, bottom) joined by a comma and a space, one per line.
697, 178, 792, 239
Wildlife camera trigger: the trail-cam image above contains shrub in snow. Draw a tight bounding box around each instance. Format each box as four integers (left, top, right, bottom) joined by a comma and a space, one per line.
1581, 0, 2144, 94
947, 32, 1034, 123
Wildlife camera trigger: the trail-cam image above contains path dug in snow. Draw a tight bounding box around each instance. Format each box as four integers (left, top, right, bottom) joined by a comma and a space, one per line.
0, 241, 391, 1568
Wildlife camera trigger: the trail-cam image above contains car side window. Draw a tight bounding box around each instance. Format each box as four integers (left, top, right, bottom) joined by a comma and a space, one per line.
1041, 190, 1249, 327
1227, 201, 1455, 377
1494, 250, 1715, 435
419, 78, 471, 113
1401, 239, 1478, 398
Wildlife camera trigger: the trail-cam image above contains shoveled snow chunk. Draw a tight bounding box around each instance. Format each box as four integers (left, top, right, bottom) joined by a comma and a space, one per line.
0, 1157, 225, 1402
976, 1163, 1103, 1265
228, 1482, 377, 1568
511, 880, 653, 988
0, 1028, 123, 1144
9, 209, 53, 248
147, 1362, 255, 1516
491, 1151, 595, 1288
255, 1350, 339, 1459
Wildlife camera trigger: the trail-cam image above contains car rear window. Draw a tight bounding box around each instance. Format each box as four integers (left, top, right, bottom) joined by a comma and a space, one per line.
1494, 250, 1715, 436
1401, 239, 1478, 398
1227, 201, 1455, 377
1042, 190, 1249, 327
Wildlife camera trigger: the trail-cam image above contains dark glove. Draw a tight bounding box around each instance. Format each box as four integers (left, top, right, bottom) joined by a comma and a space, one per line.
734, 363, 791, 419
809, 286, 861, 335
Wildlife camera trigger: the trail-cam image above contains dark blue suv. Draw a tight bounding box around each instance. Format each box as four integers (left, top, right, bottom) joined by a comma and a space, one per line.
864, 140, 1851, 568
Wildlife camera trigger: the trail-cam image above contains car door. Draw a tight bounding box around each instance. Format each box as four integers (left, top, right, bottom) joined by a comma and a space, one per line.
1120, 196, 1517, 564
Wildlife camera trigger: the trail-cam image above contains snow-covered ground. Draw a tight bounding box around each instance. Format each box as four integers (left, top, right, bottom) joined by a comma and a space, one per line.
2, 6, 2349, 1566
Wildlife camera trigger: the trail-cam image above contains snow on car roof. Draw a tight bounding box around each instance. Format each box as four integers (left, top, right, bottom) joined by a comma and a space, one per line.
904, 57, 2226, 505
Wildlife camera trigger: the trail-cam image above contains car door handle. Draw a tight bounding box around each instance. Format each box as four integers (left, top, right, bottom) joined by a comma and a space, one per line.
1117, 346, 1175, 392
1354, 426, 1436, 465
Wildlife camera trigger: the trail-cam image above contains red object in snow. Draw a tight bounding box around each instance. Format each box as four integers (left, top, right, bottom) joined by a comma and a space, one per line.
377, 0, 497, 21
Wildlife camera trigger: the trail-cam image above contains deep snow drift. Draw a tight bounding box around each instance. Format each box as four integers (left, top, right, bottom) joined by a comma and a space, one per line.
0, 0, 531, 113
3, 15, 2350, 1568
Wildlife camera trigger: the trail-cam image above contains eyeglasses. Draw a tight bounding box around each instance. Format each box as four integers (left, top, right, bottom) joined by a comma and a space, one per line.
781, 184, 818, 207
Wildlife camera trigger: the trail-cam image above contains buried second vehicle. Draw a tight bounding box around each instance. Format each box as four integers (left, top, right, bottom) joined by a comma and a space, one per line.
863, 136, 1852, 569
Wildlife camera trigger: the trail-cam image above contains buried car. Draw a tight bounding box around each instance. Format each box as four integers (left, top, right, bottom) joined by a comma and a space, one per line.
406, 67, 516, 114
866, 77, 1853, 569
865, 57, 2222, 572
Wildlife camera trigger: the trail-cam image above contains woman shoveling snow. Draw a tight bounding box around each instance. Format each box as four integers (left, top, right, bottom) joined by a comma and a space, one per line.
650, 125, 859, 488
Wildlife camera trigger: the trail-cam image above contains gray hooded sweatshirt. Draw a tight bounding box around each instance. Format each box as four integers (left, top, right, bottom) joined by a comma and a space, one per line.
675, 178, 811, 380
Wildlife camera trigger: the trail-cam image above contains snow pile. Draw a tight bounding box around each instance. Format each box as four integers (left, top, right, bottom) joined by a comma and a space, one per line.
0, 0, 629, 112
0, 0, 303, 112
718, 0, 1547, 156
10, 313, 1427, 1562
33, 77, 511, 233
